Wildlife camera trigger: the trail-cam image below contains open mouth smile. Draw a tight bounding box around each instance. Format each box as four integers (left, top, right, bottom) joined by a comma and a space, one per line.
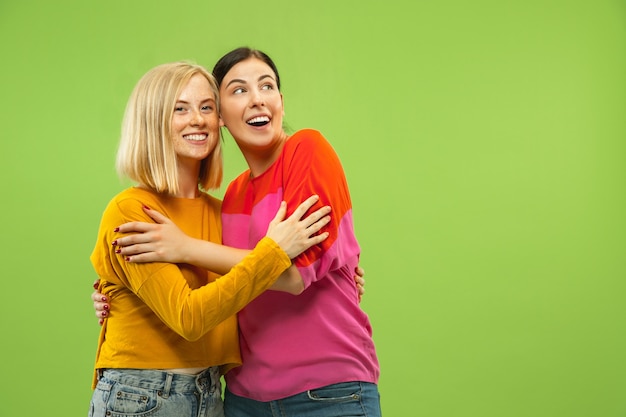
246, 116, 270, 127
184, 134, 208, 141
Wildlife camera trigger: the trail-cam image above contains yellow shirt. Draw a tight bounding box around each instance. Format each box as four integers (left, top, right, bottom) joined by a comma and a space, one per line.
90, 187, 290, 388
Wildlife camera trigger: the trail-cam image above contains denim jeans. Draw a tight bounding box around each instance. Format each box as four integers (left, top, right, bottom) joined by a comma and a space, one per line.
224, 381, 381, 417
89, 367, 223, 417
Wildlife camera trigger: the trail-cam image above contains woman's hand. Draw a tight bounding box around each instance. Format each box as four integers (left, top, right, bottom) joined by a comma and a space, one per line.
265, 195, 331, 259
113, 206, 191, 263
92, 279, 108, 326
355, 266, 366, 302
114, 195, 331, 263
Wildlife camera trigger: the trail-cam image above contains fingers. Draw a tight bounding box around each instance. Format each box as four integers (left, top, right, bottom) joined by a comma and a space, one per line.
114, 242, 154, 256
113, 232, 158, 248
265, 196, 332, 259
113, 242, 168, 263
94, 301, 109, 318
122, 252, 159, 263
91, 280, 109, 325
91, 290, 105, 302
302, 207, 332, 229
289, 195, 320, 221
142, 206, 172, 224
115, 221, 158, 234
290, 195, 331, 232
92, 292, 109, 319
307, 231, 330, 246
304, 214, 331, 235
354, 272, 365, 303
355, 266, 365, 278
114, 208, 170, 234
356, 280, 365, 302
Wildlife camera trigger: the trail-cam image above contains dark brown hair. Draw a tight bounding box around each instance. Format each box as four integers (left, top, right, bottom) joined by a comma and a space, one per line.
212, 47, 281, 90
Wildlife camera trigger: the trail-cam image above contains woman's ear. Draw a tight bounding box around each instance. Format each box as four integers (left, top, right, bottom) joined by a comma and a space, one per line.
219, 116, 225, 127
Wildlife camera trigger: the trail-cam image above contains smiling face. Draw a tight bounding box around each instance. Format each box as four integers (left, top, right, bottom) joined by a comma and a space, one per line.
170, 73, 220, 166
218, 57, 287, 175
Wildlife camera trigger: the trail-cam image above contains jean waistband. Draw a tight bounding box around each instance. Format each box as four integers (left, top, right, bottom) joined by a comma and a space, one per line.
101, 367, 219, 394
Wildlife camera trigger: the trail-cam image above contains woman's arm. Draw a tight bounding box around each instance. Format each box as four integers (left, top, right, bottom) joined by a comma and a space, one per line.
91, 196, 329, 340
114, 208, 248, 274
118, 224, 306, 294
92, 266, 366, 325
269, 266, 305, 294
113, 196, 330, 273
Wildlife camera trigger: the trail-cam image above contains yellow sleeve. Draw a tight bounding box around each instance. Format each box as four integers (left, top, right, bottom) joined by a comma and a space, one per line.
91, 189, 290, 342
135, 237, 290, 341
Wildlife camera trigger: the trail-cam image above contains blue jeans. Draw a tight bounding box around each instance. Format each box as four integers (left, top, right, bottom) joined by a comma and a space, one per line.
224, 381, 381, 417
89, 367, 223, 417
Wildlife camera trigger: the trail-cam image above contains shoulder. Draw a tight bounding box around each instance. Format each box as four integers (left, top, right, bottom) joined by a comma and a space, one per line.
109, 187, 158, 210
285, 129, 335, 158
288, 128, 327, 147
99, 188, 163, 224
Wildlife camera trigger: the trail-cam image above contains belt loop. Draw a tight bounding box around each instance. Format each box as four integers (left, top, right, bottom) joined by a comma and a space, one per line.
160, 372, 174, 399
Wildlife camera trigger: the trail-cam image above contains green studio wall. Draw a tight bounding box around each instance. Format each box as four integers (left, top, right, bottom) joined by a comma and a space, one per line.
0, 1, 624, 416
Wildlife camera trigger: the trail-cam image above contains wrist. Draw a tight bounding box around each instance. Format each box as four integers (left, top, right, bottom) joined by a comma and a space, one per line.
180, 237, 197, 264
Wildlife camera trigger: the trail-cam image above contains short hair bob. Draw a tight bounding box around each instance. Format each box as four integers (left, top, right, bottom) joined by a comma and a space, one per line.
116, 61, 223, 195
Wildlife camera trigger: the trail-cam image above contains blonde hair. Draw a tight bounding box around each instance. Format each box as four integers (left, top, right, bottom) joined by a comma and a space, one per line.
116, 62, 223, 195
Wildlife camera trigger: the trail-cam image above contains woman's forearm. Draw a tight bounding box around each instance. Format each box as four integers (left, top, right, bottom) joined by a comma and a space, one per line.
269, 265, 305, 295
184, 239, 304, 294
182, 238, 251, 275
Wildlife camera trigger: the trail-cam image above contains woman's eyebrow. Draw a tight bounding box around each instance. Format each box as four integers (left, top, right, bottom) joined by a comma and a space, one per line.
175, 97, 216, 104
225, 78, 246, 88
225, 74, 275, 88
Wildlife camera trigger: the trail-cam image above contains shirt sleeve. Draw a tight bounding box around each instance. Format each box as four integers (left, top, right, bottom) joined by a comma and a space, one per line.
91, 196, 292, 342
281, 130, 361, 287
135, 237, 290, 341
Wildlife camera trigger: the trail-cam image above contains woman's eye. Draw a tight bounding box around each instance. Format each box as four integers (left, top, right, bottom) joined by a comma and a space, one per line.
261, 84, 273, 91
202, 105, 213, 112
174, 106, 185, 112
233, 87, 245, 94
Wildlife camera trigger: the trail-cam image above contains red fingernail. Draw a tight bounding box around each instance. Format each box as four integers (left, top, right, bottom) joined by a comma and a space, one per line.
112, 240, 117, 246
103, 305, 109, 310
113, 227, 120, 232
101, 296, 107, 302
93, 282, 99, 290
101, 311, 108, 317
125, 257, 131, 262
143, 205, 151, 210
115, 249, 121, 254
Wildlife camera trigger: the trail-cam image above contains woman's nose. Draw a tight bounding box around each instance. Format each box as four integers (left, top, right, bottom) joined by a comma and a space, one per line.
249, 89, 265, 107
190, 109, 205, 126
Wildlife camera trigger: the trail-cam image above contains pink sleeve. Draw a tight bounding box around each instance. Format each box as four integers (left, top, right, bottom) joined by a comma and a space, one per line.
281, 130, 360, 287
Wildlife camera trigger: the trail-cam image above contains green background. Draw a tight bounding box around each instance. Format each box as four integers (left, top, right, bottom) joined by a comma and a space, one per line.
1, 1, 625, 416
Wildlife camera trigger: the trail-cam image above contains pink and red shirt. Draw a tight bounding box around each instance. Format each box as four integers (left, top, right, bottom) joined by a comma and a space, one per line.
221, 129, 380, 401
